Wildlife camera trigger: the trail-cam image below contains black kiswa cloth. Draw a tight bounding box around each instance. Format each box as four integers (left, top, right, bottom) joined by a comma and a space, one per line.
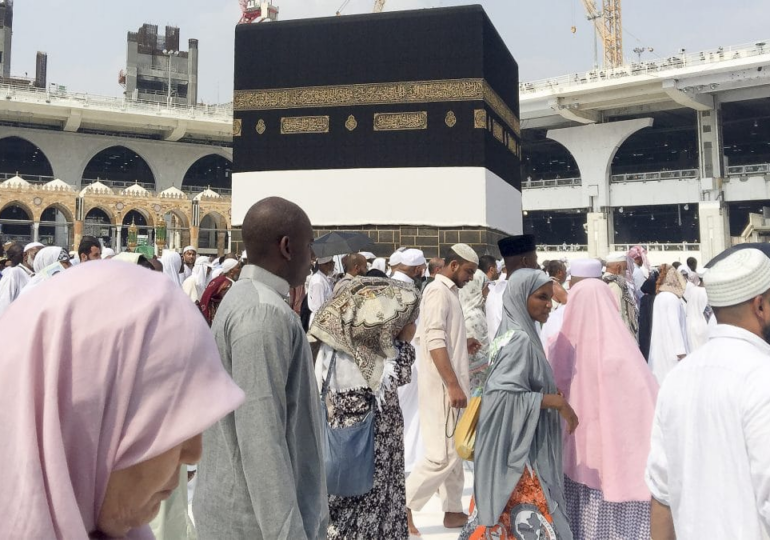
233, 5, 522, 190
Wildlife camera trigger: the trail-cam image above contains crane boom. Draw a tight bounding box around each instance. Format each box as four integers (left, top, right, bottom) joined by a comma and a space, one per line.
579, 0, 623, 68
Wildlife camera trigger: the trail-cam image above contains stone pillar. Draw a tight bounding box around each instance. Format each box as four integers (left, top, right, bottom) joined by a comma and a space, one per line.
698, 201, 730, 264
216, 231, 227, 256
116, 225, 123, 253
32, 221, 40, 243
189, 225, 199, 250
227, 229, 232, 254
73, 219, 83, 251
586, 212, 611, 259
697, 104, 724, 182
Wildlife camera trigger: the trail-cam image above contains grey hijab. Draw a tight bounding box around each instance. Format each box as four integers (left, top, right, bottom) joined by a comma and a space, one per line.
473, 269, 572, 538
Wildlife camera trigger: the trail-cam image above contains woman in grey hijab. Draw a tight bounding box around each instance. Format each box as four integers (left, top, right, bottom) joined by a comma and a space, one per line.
460, 269, 579, 540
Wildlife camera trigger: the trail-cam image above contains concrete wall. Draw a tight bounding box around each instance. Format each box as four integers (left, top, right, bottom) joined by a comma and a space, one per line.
0, 125, 232, 189
609, 178, 701, 207
723, 175, 770, 201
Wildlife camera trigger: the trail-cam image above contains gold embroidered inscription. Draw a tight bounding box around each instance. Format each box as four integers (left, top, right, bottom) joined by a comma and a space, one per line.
234, 78, 520, 136
233, 119, 242, 137
256, 119, 266, 135
473, 109, 487, 129
345, 115, 358, 131
280, 116, 330, 134
492, 119, 505, 143
373, 111, 427, 131
445, 111, 457, 128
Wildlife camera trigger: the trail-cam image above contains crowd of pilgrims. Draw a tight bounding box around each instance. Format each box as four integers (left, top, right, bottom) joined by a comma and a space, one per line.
1, 196, 769, 540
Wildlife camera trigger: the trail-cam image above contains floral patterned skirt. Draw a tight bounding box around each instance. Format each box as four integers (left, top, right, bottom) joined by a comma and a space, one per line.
459, 469, 560, 540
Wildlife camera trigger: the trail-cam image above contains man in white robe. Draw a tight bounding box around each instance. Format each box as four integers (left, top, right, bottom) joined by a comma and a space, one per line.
182, 245, 197, 281
392, 248, 427, 474
0, 243, 30, 316
406, 244, 480, 536
647, 248, 770, 539
307, 256, 335, 325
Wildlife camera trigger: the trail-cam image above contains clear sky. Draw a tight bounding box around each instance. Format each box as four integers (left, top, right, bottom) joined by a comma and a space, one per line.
9, 0, 770, 104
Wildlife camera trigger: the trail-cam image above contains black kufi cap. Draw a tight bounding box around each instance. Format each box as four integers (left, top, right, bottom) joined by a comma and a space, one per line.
498, 234, 537, 257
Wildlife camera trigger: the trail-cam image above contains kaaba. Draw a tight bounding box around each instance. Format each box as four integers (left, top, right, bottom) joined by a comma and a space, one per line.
232, 5, 522, 257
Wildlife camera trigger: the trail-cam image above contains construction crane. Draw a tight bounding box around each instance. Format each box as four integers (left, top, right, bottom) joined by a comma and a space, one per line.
336, 0, 386, 16
579, 0, 623, 69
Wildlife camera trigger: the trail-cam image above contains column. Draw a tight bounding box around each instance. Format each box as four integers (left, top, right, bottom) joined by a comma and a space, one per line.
116, 225, 123, 253
697, 103, 728, 260
189, 226, 200, 251
586, 212, 611, 259
73, 219, 84, 252
216, 231, 226, 257
227, 229, 232, 254
32, 221, 40, 243
698, 201, 730, 265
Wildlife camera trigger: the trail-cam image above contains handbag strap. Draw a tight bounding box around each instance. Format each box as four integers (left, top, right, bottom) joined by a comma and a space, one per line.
320, 349, 374, 415
321, 351, 338, 402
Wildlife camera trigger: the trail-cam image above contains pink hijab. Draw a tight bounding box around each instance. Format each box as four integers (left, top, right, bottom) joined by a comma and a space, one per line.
0, 261, 245, 539
548, 278, 658, 502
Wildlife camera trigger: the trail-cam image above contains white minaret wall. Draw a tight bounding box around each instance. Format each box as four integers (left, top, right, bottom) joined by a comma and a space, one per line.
232, 167, 522, 235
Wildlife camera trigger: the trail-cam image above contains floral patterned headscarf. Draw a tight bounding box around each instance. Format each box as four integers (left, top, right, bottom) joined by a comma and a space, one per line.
309, 276, 420, 393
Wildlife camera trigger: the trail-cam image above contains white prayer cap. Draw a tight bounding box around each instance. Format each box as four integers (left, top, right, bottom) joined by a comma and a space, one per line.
704, 248, 770, 307
195, 255, 213, 267
24, 242, 44, 253
389, 251, 403, 266
183, 245, 196, 253
101, 247, 116, 259
359, 251, 376, 260
317, 256, 334, 264
450, 243, 479, 265
570, 258, 603, 278
401, 248, 426, 267
220, 258, 239, 274
605, 252, 627, 263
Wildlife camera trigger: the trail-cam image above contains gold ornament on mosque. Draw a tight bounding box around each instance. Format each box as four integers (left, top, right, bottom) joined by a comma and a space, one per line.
345, 115, 358, 131
445, 111, 457, 128
280, 116, 330, 134
473, 109, 487, 129
233, 119, 243, 137
256, 119, 266, 135
234, 78, 520, 136
373, 111, 427, 131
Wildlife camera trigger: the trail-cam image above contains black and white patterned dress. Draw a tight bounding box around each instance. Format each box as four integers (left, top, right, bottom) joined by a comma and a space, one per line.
325, 341, 415, 540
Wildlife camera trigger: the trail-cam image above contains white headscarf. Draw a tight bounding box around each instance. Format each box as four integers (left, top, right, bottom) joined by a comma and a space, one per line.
211, 258, 239, 280
160, 251, 183, 287
191, 255, 213, 298
20, 247, 69, 296
372, 258, 387, 272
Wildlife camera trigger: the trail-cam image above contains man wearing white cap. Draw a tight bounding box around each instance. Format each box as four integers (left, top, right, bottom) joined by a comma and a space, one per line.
182, 245, 197, 280
392, 248, 427, 286
603, 252, 639, 339
307, 256, 335, 325
647, 248, 770, 539
406, 243, 480, 535
388, 249, 404, 277
21, 242, 44, 277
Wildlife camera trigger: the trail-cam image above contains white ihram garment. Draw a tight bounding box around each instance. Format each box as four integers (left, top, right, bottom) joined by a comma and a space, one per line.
648, 291, 689, 385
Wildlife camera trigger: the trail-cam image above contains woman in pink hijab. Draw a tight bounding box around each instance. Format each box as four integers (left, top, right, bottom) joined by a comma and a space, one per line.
548, 278, 658, 539
0, 261, 245, 539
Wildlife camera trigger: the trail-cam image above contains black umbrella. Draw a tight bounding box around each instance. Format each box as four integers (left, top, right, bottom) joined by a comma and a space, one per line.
312, 231, 374, 258
704, 242, 770, 268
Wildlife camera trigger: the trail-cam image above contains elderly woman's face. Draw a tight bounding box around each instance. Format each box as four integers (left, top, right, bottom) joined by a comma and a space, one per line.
527, 282, 554, 324
96, 434, 202, 537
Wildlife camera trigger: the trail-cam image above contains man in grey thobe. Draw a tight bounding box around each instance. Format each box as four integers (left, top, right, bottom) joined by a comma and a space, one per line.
193, 197, 328, 539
